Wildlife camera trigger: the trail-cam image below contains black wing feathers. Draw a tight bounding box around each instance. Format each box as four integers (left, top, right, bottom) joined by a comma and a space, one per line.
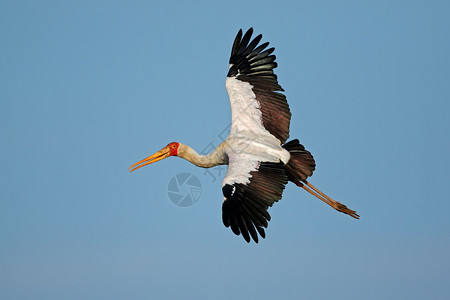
228, 28, 291, 144
242, 34, 262, 57
222, 162, 289, 243
231, 29, 242, 57
238, 29, 253, 55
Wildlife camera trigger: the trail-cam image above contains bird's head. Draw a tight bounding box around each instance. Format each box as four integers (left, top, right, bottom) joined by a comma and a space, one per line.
129, 142, 180, 172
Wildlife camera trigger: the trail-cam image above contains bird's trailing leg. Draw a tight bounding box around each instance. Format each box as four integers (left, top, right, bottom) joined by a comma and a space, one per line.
295, 181, 360, 219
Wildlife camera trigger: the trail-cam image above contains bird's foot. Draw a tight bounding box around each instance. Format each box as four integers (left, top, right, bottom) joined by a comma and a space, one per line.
331, 202, 360, 219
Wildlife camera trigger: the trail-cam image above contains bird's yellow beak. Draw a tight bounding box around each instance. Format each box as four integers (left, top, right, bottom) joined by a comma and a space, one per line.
129, 146, 171, 172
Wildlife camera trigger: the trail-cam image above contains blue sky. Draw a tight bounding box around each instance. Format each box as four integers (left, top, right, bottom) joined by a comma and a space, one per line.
1, 0, 450, 299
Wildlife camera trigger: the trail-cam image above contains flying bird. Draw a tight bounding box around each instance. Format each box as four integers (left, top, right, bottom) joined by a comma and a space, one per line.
130, 28, 359, 243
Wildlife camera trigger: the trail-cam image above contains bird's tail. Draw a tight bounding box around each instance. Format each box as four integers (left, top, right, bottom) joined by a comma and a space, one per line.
282, 139, 315, 182
282, 139, 359, 219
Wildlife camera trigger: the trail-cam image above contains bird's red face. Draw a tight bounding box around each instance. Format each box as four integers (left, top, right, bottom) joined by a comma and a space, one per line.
129, 142, 179, 172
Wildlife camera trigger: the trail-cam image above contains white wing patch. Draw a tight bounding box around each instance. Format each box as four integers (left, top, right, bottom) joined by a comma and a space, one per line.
223, 153, 260, 187
223, 75, 290, 190
225, 77, 267, 136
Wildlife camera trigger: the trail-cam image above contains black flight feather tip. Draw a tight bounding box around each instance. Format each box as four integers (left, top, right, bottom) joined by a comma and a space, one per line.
221, 162, 289, 243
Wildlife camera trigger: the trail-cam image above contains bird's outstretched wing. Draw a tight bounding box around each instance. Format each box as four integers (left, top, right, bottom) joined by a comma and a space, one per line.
222, 153, 289, 243
226, 28, 291, 144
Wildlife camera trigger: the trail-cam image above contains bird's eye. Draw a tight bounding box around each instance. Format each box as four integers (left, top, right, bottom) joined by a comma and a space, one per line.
172, 145, 176, 148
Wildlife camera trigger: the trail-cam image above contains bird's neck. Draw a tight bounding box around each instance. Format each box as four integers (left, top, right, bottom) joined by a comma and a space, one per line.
178, 143, 226, 168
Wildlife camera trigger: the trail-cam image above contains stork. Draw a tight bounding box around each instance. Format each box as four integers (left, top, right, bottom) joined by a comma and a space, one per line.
130, 28, 359, 243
